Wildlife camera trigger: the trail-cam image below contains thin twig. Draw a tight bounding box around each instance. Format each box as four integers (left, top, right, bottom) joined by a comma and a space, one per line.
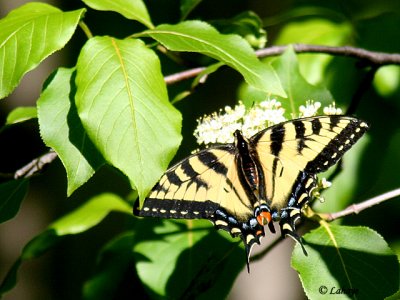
165, 67, 207, 85
164, 44, 400, 85
78, 21, 93, 39
321, 187, 400, 221
0, 150, 58, 180
256, 44, 400, 65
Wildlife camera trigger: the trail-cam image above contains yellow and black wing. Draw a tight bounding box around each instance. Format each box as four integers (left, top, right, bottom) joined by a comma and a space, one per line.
251, 115, 369, 244
135, 115, 369, 264
135, 145, 266, 255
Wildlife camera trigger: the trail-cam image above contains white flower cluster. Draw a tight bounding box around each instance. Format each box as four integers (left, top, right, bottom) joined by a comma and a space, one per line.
323, 102, 343, 115
194, 100, 285, 144
299, 100, 322, 117
194, 99, 344, 145
242, 99, 286, 137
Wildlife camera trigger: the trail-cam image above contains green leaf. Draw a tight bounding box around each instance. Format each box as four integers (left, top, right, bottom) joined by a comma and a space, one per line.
145, 21, 286, 97
171, 62, 224, 104
75, 37, 182, 200
82, 0, 153, 28
237, 82, 270, 107
192, 62, 224, 88
180, 0, 203, 20
0, 179, 29, 224
275, 18, 352, 84
0, 231, 57, 295
292, 225, 399, 300
372, 130, 400, 194
50, 193, 131, 235
0, 3, 85, 99
271, 46, 334, 115
212, 11, 267, 49
373, 65, 400, 98
239, 46, 334, 114
0, 193, 131, 296
37, 68, 105, 196
5, 107, 37, 125
386, 289, 400, 300
134, 219, 244, 299
83, 232, 135, 300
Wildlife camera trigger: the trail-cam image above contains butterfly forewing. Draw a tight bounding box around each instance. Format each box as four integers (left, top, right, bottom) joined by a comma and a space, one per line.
138, 145, 254, 223
252, 116, 368, 211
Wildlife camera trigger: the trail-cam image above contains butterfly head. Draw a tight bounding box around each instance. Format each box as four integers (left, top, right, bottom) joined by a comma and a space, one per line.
233, 129, 249, 148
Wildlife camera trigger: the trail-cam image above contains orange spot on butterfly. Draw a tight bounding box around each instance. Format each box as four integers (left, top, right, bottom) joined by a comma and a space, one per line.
257, 211, 272, 226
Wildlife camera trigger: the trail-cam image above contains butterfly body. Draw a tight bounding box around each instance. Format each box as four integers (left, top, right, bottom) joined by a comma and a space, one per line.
135, 115, 368, 267
234, 130, 262, 193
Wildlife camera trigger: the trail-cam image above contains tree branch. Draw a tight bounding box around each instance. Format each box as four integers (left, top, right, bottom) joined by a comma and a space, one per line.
256, 44, 400, 65
164, 44, 400, 85
0, 150, 58, 180
165, 67, 207, 85
320, 187, 400, 221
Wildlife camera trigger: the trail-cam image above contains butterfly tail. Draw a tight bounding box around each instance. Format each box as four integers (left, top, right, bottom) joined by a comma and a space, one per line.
245, 244, 251, 273
242, 236, 256, 273
279, 209, 308, 256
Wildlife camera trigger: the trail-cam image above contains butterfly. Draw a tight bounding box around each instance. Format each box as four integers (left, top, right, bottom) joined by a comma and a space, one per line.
135, 115, 368, 269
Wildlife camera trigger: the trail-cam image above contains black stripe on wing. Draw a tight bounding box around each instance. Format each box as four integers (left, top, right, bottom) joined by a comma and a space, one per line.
269, 123, 285, 156
305, 117, 369, 173
293, 119, 306, 153
180, 159, 209, 190
311, 117, 322, 135
197, 150, 230, 175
